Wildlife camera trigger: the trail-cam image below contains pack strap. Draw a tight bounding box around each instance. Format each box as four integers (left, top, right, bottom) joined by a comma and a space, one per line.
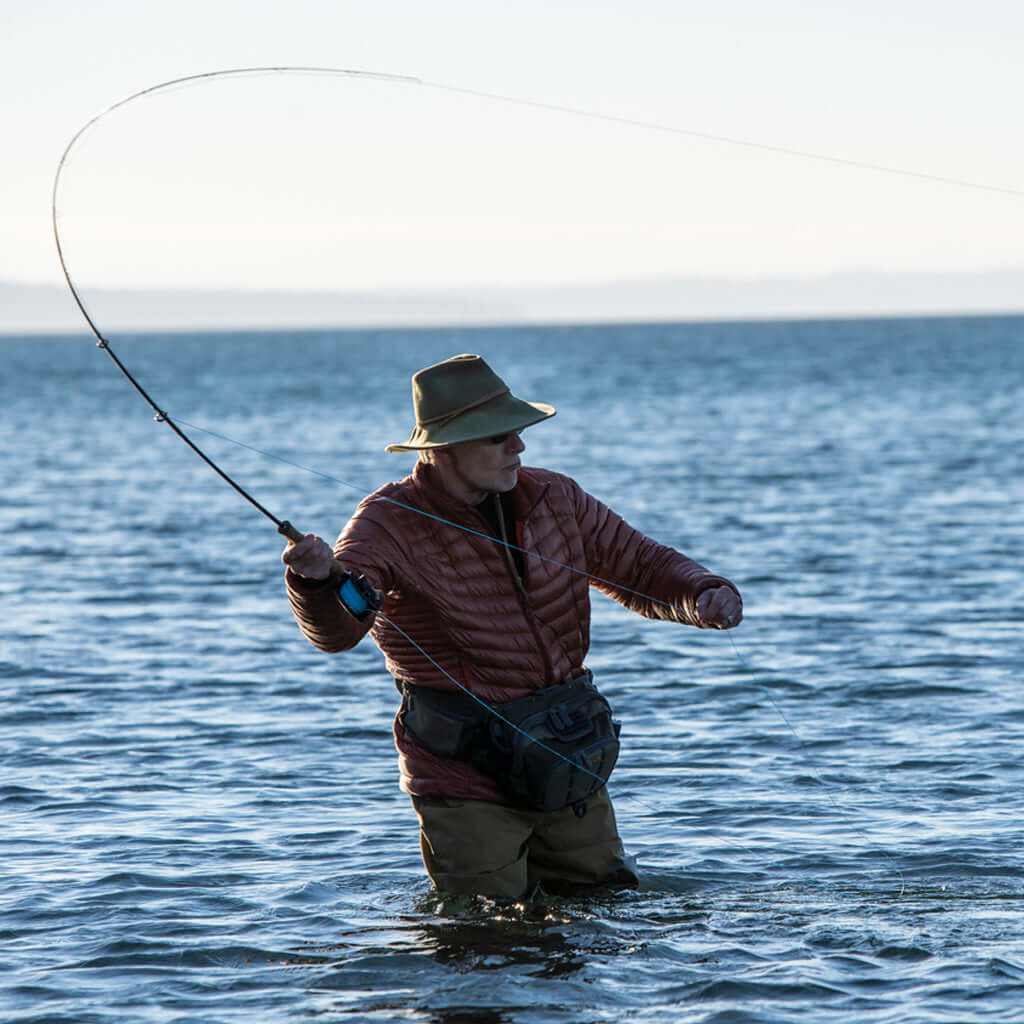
397, 671, 592, 761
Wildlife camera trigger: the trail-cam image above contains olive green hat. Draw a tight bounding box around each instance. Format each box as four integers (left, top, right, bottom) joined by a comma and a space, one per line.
385, 353, 555, 452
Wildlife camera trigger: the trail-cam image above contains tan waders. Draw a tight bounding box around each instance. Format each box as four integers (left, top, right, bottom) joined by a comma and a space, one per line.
411, 787, 638, 899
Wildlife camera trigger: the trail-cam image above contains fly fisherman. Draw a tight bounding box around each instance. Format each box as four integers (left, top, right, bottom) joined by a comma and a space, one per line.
283, 353, 743, 898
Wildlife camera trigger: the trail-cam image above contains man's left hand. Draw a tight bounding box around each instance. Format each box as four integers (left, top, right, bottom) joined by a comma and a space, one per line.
695, 587, 743, 629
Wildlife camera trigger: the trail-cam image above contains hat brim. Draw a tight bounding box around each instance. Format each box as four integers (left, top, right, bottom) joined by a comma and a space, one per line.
385, 394, 555, 452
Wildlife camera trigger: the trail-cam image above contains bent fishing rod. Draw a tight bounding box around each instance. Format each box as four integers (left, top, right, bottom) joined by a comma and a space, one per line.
54, 67, 951, 891
49, 68, 425, 558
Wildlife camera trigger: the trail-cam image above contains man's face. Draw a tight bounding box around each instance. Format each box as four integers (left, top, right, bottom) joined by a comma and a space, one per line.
440, 431, 526, 503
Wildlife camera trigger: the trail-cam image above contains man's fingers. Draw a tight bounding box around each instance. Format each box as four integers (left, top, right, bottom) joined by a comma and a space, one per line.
697, 588, 742, 628
282, 533, 313, 563
282, 534, 334, 579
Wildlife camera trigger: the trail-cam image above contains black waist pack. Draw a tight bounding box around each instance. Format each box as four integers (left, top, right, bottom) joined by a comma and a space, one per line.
399, 670, 620, 813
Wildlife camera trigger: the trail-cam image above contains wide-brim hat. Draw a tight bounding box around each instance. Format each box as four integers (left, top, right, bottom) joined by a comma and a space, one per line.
385, 353, 555, 452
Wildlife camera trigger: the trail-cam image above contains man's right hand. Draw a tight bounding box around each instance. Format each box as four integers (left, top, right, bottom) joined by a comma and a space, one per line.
282, 533, 337, 580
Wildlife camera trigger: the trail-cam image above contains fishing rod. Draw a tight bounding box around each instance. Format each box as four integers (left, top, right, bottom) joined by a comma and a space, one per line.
48, 76, 400, 601
53, 65, 917, 892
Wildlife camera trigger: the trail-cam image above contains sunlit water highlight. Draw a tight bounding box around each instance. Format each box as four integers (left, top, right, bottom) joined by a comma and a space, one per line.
3, 317, 1023, 1022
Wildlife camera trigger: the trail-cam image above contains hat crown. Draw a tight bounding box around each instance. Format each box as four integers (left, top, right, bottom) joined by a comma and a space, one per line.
412, 354, 508, 427
384, 353, 555, 452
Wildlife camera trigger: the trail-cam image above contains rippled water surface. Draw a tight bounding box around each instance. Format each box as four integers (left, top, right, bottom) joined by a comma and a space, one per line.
3, 317, 1023, 1022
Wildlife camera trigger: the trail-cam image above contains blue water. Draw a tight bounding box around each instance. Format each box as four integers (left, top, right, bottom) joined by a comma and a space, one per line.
3, 316, 1023, 1023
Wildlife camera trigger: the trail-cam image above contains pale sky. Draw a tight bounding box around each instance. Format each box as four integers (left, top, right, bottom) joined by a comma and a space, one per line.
5, 1, 1023, 293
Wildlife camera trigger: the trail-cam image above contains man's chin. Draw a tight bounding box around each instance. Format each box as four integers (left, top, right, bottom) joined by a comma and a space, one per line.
496, 469, 519, 492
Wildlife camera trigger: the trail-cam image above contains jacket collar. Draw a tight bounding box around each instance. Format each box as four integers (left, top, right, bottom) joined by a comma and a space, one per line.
409, 458, 549, 522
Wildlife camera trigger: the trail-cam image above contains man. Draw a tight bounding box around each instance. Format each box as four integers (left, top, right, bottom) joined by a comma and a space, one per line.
283, 353, 742, 898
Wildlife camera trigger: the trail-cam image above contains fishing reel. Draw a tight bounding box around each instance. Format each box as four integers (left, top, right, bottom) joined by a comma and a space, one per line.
336, 570, 383, 621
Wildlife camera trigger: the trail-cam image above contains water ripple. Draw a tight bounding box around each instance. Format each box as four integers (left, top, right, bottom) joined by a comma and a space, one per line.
3, 319, 1023, 1023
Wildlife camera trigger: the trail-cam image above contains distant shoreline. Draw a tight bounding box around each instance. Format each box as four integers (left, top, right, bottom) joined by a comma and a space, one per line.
5, 310, 1024, 342
3, 271, 1023, 334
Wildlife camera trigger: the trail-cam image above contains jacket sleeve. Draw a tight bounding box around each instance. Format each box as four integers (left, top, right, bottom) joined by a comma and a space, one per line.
285, 570, 371, 653
570, 479, 740, 627
284, 494, 404, 653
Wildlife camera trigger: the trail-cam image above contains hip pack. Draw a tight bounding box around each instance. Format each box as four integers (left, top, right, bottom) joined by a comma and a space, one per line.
399, 670, 620, 813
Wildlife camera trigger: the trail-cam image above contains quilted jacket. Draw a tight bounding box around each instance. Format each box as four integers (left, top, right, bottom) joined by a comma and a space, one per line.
286, 460, 739, 802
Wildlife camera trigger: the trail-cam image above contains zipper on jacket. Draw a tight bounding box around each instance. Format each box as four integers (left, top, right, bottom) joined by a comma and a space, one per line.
494, 496, 555, 686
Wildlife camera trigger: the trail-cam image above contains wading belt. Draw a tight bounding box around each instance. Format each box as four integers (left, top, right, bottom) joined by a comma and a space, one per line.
398, 670, 621, 813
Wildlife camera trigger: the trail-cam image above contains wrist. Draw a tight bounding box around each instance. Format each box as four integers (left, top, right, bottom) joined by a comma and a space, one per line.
337, 571, 383, 621
286, 566, 335, 590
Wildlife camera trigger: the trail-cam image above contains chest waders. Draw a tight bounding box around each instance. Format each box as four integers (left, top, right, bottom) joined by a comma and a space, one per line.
398, 670, 621, 814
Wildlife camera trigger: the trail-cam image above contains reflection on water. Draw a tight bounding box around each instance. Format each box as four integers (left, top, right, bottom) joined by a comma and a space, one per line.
417, 897, 589, 978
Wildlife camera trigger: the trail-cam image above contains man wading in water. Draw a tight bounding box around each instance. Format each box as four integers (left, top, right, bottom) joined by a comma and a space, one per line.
283, 354, 742, 898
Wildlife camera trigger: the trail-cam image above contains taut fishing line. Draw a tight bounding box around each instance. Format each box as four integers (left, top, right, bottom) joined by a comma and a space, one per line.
163, 410, 907, 894
53, 64, 955, 896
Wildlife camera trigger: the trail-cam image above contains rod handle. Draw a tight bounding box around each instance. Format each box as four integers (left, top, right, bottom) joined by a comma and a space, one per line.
278, 520, 305, 544
278, 520, 349, 580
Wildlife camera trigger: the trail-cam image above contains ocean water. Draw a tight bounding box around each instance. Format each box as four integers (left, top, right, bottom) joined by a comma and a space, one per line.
2, 316, 1023, 1023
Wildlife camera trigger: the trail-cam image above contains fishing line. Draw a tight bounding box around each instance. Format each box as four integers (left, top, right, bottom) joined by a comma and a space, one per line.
727, 633, 906, 896
380, 607, 841, 894
421, 80, 1024, 200
169, 416, 709, 613
52, 65, 1024, 206
89, 397, 800, 881
53, 65, 934, 895
173, 412, 907, 896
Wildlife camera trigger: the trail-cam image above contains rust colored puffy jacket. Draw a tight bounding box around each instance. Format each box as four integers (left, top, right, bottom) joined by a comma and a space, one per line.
286, 461, 739, 802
